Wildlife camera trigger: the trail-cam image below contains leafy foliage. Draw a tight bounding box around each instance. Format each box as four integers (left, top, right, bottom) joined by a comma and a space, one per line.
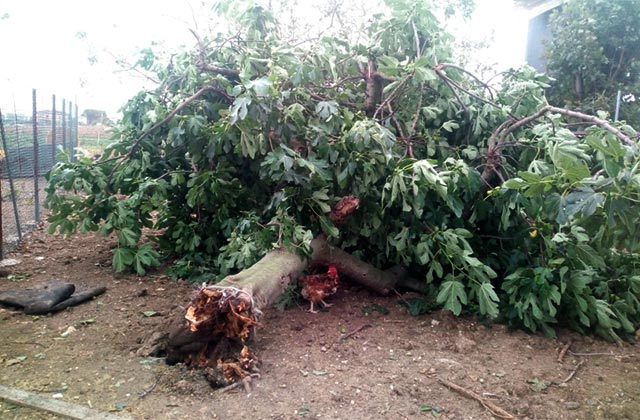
45, 0, 640, 341
546, 0, 640, 126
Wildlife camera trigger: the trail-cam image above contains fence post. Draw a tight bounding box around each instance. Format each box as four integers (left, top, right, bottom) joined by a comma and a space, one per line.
52, 94, 57, 164
33, 89, 40, 222
68, 101, 74, 161
0, 109, 22, 243
62, 99, 67, 156
75, 103, 79, 158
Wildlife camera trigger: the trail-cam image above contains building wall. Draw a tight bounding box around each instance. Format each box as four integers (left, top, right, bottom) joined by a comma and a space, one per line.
523, 0, 563, 72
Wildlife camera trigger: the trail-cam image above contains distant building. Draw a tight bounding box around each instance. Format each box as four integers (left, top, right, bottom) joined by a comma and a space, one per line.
520, 0, 563, 72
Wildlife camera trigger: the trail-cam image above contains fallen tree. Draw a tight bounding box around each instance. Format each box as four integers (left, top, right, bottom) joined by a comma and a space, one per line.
47, 0, 640, 386
161, 237, 393, 385
155, 226, 425, 388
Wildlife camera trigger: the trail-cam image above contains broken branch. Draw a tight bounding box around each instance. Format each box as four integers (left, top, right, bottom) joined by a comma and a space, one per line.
547, 105, 634, 146
331, 323, 372, 348
560, 360, 584, 384
557, 341, 572, 363
438, 377, 515, 420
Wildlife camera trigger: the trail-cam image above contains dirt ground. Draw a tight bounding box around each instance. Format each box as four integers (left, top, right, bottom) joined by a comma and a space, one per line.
0, 226, 639, 420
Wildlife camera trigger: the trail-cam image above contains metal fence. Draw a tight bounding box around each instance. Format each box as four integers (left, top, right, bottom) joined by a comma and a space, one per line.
0, 89, 78, 257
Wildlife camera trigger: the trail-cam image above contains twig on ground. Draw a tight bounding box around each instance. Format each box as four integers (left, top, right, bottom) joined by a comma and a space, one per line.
557, 341, 572, 363
217, 381, 242, 394
217, 373, 261, 394
10, 341, 46, 348
138, 376, 159, 399
392, 288, 411, 307
569, 350, 636, 357
560, 360, 584, 384
329, 323, 372, 349
437, 377, 515, 420
482, 392, 516, 402
551, 360, 586, 387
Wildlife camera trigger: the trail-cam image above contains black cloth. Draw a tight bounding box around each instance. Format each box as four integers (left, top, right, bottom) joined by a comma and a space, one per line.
0, 281, 106, 314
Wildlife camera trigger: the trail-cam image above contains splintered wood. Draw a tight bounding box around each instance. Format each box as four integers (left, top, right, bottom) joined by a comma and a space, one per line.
183, 286, 261, 387
329, 195, 360, 226
185, 287, 258, 340
219, 346, 259, 383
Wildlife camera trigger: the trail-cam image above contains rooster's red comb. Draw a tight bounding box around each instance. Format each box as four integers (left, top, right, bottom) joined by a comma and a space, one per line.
328, 265, 338, 278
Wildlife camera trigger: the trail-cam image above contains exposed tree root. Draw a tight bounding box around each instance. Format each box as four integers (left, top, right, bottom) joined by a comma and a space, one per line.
173, 287, 263, 387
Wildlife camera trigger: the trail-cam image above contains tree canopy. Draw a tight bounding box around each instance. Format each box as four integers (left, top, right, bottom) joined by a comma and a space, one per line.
546, 0, 640, 125
46, 0, 640, 341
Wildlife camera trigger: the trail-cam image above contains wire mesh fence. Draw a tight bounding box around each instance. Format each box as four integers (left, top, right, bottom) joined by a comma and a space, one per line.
0, 89, 78, 257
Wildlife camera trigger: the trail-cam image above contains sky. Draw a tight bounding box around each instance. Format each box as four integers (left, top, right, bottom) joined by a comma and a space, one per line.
0, 0, 530, 119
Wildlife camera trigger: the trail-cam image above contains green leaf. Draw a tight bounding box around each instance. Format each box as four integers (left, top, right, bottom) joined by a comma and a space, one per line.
295, 405, 311, 415
575, 244, 606, 269
319, 216, 339, 238
112, 248, 134, 273
477, 282, 500, 318
117, 228, 139, 247
230, 96, 251, 124
562, 162, 591, 182
114, 402, 128, 411
557, 187, 605, 224
315, 101, 338, 119
414, 66, 437, 82
246, 77, 272, 97
595, 300, 619, 330
441, 120, 459, 132
527, 377, 549, 392
436, 280, 467, 315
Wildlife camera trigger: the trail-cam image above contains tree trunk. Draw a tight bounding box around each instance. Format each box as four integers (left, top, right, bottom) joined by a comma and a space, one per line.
150, 236, 422, 388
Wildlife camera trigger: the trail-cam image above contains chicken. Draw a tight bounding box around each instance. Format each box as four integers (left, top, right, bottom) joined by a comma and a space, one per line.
299, 266, 339, 313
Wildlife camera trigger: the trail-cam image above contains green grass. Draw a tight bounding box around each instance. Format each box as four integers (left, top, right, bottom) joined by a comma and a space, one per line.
78, 135, 112, 155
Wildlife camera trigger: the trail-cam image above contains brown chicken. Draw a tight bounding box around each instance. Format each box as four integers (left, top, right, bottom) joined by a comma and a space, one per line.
299, 266, 339, 313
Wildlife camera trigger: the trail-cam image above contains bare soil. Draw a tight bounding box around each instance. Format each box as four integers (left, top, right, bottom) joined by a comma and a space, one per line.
0, 226, 639, 420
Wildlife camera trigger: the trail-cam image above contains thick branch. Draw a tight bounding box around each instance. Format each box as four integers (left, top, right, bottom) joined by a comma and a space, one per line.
363, 56, 379, 117
481, 105, 637, 188
547, 105, 635, 146
216, 247, 308, 309
311, 237, 397, 294
189, 28, 241, 81
198, 63, 241, 81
